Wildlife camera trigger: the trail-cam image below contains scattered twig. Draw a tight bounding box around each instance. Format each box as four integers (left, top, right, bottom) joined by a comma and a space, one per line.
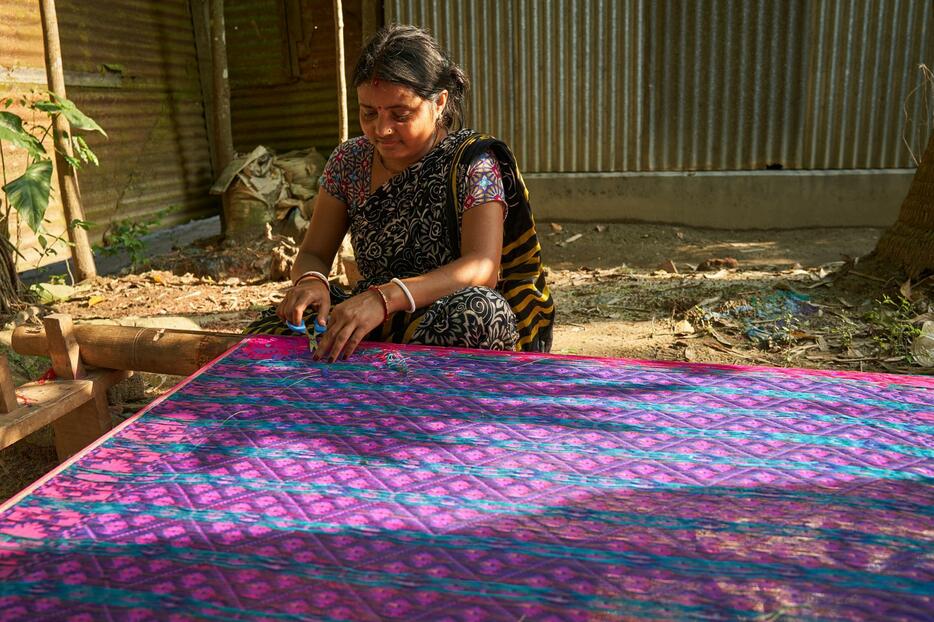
849, 271, 888, 283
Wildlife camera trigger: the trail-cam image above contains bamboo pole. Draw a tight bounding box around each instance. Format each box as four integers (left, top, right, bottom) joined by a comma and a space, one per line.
334, 0, 348, 143
209, 0, 234, 170
191, 0, 219, 177
12, 324, 243, 376
209, 0, 234, 237
38, 0, 96, 281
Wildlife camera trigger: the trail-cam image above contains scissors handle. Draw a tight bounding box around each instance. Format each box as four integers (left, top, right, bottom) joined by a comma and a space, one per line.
287, 319, 327, 335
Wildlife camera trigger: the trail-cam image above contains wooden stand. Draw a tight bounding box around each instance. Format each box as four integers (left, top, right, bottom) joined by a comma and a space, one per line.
13, 323, 243, 376
1, 315, 129, 460
5, 317, 244, 460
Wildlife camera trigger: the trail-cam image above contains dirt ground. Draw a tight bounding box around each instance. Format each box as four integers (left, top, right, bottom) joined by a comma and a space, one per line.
2, 221, 932, 502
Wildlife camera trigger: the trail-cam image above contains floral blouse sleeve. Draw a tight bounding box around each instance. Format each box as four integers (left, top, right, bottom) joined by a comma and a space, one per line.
462, 150, 507, 218
319, 137, 371, 208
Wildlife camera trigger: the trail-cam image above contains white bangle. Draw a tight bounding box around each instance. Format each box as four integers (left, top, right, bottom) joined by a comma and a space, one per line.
294, 270, 329, 288
391, 277, 417, 313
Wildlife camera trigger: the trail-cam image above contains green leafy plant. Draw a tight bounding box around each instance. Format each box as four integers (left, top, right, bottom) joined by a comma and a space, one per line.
0, 92, 105, 266
95, 208, 172, 268
864, 294, 922, 359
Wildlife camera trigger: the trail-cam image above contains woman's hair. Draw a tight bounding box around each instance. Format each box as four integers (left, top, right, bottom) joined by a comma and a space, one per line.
351, 24, 469, 131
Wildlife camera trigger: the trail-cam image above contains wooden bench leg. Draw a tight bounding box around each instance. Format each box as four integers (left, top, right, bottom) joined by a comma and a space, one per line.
42, 314, 111, 461
52, 388, 111, 460
0, 356, 19, 414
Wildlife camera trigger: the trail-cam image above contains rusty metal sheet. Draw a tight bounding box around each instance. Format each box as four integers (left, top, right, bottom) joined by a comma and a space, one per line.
0, 0, 215, 270
226, 0, 365, 155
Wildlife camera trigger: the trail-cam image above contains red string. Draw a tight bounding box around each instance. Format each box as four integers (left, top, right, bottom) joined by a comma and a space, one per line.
37, 368, 57, 384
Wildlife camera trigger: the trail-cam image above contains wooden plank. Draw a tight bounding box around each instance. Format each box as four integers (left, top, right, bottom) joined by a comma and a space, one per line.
0, 356, 18, 414
0, 369, 129, 452
43, 314, 84, 380
0, 379, 92, 450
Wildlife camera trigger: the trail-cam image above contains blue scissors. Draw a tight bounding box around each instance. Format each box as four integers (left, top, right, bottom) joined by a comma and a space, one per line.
287, 318, 327, 354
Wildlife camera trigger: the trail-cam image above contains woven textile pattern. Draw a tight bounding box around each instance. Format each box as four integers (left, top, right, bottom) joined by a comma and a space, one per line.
0, 336, 932, 621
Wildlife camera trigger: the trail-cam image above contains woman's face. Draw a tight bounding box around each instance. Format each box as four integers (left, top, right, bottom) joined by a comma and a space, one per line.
357, 81, 447, 164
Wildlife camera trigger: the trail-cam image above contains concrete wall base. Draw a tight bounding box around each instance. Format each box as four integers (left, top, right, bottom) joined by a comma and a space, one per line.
525, 169, 914, 229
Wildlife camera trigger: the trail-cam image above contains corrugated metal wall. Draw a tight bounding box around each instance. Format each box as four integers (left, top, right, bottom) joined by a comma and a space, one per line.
227, 0, 366, 155
387, 0, 934, 173
58, 0, 216, 230
0, 0, 215, 269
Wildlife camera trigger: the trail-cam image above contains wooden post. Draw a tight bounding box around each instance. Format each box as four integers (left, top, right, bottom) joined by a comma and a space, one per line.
42, 314, 84, 380
0, 356, 18, 414
191, 0, 218, 177
209, 0, 234, 237
209, 0, 234, 171
334, 0, 348, 143
38, 0, 97, 281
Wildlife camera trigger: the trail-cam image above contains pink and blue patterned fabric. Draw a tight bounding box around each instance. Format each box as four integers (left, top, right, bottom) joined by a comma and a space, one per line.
0, 336, 932, 621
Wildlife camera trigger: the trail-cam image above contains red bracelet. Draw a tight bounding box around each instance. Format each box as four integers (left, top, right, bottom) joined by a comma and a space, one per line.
368, 285, 390, 323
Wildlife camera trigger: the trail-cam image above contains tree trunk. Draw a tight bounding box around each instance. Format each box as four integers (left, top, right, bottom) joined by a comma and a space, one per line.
0, 235, 23, 316
874, 131, 934, 278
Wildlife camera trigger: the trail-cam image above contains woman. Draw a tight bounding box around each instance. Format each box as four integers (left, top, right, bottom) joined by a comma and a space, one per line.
247, 24, 554, 360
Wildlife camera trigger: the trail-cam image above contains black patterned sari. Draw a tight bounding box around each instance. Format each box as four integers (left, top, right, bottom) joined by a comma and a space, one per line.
247, 129, 555, 352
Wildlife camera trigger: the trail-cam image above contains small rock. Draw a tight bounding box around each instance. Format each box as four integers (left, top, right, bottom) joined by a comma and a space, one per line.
674, 320, 695, 335
594, 224, 607, 233
660, 259, 679, 274
912, 321, 934, 367
549, 222, 563, 233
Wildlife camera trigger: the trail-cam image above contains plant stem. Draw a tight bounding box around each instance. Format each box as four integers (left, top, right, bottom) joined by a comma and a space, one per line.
37, 119, 54, 146
0, 138, 8, 188
65, 254, 75, 286
0, 138, 10, 226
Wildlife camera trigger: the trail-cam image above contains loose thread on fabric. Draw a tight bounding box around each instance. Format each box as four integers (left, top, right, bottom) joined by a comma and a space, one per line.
190, 409, 251, 449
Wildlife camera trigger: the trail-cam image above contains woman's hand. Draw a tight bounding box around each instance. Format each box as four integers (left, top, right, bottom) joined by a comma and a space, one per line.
314, 289, 385, 362
277, 280, 331, 328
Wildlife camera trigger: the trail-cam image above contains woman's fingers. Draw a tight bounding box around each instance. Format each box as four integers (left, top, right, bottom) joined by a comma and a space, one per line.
277, 282, 329, 326
312, 291, 386, 362
316, 319, 354, 362
316, 297, 331, 329
338, 327, 369, 360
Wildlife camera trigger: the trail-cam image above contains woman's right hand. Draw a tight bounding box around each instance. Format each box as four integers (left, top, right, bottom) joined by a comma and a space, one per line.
277, 279, 331, 328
